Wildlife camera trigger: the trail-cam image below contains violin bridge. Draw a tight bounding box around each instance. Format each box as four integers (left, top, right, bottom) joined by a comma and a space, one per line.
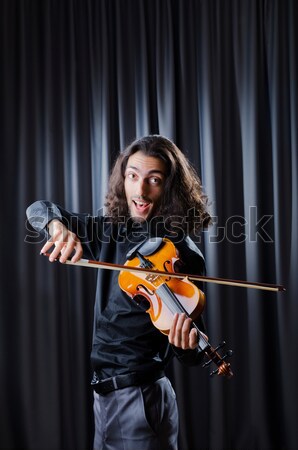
145, 273, 161, 286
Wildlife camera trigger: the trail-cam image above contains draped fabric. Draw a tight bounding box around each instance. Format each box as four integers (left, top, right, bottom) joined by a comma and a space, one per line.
1, 1, 297, 449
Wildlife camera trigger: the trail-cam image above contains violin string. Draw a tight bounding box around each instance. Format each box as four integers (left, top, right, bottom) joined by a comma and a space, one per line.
156, 284, 184, 315
159, 280, 230, 368
156, 283, 209, 349
141, 252, 211, 350
145, 264, 229, 372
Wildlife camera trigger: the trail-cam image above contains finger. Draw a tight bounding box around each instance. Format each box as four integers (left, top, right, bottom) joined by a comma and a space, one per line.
40, 239, 56, 255
48, 241, 67, 262
172, 313, 187, 347
41, 237, 65, 261
168, 313, 179, 344
181, 317, 193, 349
59, 236, 76, 263
188, 328, 198, 349
59, 233, 83, 263
70, 240, 83, 263
40, 227, 65, 255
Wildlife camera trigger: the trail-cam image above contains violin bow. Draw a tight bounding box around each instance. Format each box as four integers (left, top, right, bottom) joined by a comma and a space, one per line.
43, 253, 285, 292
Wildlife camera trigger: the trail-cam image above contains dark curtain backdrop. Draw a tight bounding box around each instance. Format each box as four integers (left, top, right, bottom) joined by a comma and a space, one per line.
1, 1, 297, 449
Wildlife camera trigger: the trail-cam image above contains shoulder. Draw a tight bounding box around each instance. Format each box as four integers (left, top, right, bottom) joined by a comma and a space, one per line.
172, 235, 206, 276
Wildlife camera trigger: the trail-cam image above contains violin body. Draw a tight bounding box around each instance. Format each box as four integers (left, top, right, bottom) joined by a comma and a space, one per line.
118, 238, 205, 334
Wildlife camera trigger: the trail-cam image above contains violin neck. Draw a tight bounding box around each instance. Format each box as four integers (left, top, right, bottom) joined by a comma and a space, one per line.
192, 323, 210, 351
156, 283, 209, 351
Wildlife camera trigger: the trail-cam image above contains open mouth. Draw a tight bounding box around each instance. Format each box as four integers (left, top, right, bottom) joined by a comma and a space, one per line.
132, 199, 151, 213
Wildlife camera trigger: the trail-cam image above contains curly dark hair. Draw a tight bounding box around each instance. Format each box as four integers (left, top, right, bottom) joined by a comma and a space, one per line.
105, 135, 212, 233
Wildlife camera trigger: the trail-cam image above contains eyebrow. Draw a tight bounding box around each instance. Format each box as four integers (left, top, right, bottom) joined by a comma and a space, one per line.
126, 165, 166, 176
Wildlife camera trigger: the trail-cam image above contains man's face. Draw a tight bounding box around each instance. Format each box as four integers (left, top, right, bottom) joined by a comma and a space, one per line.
124, 151, 167, 221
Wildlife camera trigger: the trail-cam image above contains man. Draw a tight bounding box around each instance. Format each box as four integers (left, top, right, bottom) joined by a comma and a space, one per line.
26, 135, 212, 450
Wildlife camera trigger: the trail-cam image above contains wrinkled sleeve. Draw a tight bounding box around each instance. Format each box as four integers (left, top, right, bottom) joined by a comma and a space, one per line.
26, 200, 63, 233
26, 200, 102, 260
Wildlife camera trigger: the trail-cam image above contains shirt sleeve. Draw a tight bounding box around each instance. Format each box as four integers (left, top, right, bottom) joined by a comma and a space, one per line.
26, 200, 102, 260
26, 200, 63, 233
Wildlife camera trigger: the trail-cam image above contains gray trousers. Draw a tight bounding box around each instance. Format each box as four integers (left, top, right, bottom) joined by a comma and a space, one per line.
93, 376, 179, 450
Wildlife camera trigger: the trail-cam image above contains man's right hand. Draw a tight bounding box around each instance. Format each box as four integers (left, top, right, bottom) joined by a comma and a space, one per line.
40, 219, 83, 263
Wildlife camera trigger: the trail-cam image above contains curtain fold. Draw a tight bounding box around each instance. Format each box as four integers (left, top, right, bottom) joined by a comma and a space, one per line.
1, 1, 297, 449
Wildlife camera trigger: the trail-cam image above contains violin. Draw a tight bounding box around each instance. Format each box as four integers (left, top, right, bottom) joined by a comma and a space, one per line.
44, 237, 285, 378
118, 237, 234, 379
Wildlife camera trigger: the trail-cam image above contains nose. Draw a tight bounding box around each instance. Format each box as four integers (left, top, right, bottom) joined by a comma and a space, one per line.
135, 178, 148, 197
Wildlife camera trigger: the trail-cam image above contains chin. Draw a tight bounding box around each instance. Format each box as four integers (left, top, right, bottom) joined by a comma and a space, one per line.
130, 213, 149, 222
129, 207, 152, 222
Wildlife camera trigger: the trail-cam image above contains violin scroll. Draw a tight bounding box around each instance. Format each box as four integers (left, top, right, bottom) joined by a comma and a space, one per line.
202, 341, 234, 378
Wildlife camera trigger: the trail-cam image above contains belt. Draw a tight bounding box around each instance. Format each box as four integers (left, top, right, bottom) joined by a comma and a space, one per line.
91, 370, 165, 395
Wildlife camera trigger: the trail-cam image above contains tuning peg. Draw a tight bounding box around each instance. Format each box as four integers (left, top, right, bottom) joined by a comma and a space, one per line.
209, 350, 234, 377
214, 341, 226, 352
202, 359, 213, 368
224, 350, 234, 359
202, 342, 232, 369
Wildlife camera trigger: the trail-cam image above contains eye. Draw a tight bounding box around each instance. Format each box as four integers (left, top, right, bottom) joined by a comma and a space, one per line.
149, 176, 162, 185
126, 172, 137, 180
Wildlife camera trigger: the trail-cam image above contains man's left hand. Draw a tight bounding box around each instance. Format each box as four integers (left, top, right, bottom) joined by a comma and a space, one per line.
168, 313, 208, 350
